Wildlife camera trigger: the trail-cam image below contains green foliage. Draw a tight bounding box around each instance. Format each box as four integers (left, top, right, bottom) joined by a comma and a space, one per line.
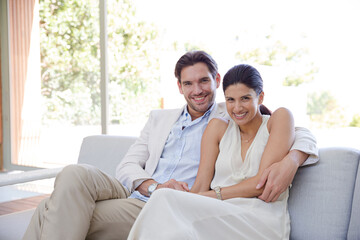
235, 40, 287, 66
349, 114, 360, 127
40, 0, 160, 126
307, 91, 346, 127
106, 0, 161, 125
40, 0, 100, 125
307, 91, 336, 115
235, 31, 318, 87
283, 62, 318, 87
183, 42, 205, 52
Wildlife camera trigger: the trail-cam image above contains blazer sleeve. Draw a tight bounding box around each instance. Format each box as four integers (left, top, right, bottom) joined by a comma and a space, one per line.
292, 127, 319, 166
115, 112, 154, 192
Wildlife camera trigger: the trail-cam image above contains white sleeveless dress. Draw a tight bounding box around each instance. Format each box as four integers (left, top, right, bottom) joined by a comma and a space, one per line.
128, 115, 290, 240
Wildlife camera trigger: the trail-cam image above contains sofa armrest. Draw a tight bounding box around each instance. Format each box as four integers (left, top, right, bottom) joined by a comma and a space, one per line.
0, 167, 63, 187
0, 135, 136, 187
289, 147, 360, 239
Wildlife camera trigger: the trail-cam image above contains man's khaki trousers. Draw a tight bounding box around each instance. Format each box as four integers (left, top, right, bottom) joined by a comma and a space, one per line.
23, 164, 145, 240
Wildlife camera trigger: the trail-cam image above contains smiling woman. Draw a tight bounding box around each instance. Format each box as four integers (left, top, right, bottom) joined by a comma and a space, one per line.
128, 63, 296, 240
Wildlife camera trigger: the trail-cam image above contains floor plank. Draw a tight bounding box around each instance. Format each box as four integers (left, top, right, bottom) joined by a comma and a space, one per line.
0, 194, 50, 215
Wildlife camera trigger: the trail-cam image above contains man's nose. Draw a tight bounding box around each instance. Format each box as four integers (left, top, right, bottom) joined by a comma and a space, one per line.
193, 83, 203, 95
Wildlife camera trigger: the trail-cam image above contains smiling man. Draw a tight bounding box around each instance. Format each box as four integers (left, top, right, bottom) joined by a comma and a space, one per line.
24, 51, 318, 240
176, 61, 220, 119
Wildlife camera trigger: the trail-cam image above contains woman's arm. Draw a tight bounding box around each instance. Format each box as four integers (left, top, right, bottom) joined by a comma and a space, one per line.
256, 149, 308, 202
190, 118, 228, 193
200, 107, 295, 200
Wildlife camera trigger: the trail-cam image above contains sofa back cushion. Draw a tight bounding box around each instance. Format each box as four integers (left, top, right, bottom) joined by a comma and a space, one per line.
288, 147, 360, 240
77, 135, 137, 177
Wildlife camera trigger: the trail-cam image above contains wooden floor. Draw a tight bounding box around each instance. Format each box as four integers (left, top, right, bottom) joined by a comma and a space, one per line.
0, 194, 50, 215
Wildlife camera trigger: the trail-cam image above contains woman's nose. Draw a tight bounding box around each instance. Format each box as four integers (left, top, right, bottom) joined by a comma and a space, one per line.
234, 102, 243, 112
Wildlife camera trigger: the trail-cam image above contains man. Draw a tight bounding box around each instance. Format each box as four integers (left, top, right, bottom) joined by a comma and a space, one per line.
24, 51, 318, 240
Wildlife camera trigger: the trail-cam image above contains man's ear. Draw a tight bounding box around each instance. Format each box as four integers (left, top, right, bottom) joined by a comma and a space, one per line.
177, 80, 183, 94
258, 92, 264, 104
215, 73, 221, 88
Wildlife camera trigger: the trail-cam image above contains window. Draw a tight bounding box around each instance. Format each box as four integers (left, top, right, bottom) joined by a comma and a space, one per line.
1, 0, 360, 171
1, 0, 162, 170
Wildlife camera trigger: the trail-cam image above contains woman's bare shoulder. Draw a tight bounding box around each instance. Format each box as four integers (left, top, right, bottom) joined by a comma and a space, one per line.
208, 117, 229, 127
206, 118, 229, 139
268, 107, 294, 130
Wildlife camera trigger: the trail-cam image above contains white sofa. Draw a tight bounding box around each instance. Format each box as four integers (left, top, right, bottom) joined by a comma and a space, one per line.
0, 135, 359, 240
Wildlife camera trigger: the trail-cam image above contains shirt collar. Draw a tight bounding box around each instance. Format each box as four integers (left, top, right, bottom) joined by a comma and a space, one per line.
183, 103, 215, 121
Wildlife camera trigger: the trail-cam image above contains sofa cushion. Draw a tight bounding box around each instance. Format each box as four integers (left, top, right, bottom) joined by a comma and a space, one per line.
288, 147, 360, 240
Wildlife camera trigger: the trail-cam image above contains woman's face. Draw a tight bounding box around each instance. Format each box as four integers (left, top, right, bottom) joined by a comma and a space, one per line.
224, 83, 263, 126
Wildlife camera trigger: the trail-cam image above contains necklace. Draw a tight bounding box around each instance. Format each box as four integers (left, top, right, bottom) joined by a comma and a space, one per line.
240, 133, 256, 143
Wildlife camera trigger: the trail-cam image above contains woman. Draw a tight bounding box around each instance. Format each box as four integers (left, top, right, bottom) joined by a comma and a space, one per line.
128, 64, 295, 240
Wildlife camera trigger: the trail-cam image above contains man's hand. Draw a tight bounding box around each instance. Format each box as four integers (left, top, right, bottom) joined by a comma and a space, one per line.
158, 179, 189, 192
256, 150, 308, 202
136, 179, 189, 197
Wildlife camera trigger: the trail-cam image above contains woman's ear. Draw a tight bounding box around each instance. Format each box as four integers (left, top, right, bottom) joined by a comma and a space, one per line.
258, 92, 264, 105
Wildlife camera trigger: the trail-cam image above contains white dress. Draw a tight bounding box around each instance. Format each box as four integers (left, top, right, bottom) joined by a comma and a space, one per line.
128, 115, 290, 240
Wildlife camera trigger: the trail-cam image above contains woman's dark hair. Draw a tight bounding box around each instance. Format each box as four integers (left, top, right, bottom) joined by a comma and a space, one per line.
223, 64, 272, 115
174, 51, 218, 83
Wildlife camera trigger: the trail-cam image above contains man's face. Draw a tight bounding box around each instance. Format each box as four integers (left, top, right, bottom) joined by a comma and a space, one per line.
177, 62, 220, 120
